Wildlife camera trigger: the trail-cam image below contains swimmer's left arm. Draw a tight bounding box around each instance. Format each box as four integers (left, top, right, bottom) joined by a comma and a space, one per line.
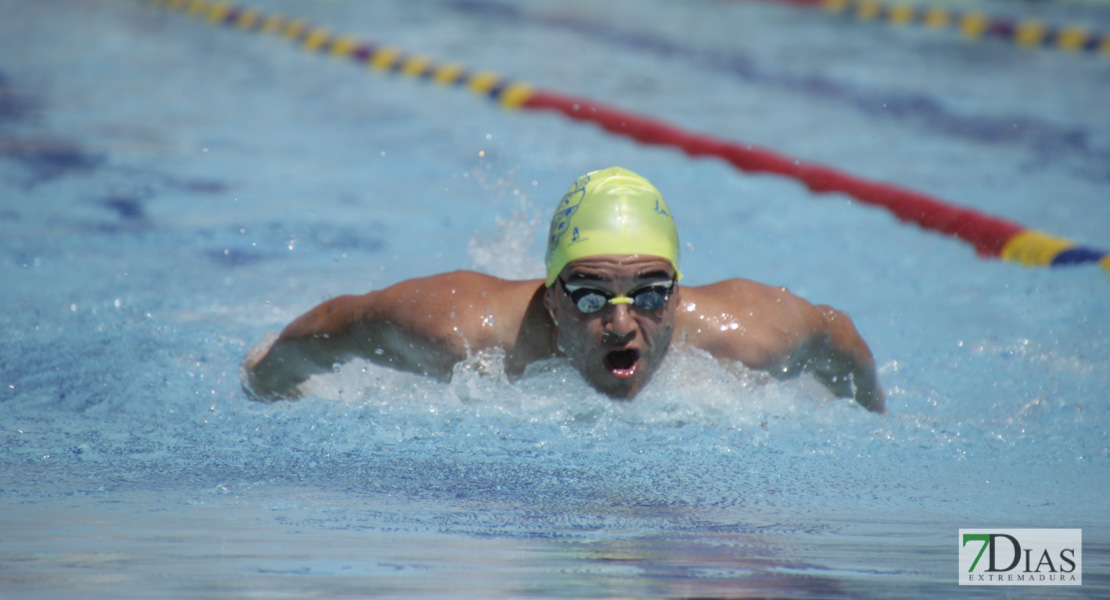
794, 304, 886, 414
683, 280, 884, 413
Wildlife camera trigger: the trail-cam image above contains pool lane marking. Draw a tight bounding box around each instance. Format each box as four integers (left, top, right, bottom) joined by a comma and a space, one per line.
444, 1, 1106, 177
740, 0, 1110, 56
134, 0, 1110, 276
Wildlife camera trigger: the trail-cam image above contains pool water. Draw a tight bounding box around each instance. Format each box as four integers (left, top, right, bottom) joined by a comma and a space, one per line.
2, 0, 1108, 598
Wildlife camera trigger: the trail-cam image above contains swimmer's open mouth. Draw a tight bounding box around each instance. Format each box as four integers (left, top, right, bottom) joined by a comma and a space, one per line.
604, 349, 640, 377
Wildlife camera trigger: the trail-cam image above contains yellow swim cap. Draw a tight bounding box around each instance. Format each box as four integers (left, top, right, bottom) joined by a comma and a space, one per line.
545, 167, 681, 286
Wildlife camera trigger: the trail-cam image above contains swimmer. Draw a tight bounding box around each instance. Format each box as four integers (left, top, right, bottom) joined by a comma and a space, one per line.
243, 167, 886, 413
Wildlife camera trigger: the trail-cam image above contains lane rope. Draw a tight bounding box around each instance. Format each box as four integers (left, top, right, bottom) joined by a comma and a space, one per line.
133, 0, 1110, 277
748, 0, 1110, 55
444, 0, 1107, 177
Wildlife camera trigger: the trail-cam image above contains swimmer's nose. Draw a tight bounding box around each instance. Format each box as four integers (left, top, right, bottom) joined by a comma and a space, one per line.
603, 304, 637, 343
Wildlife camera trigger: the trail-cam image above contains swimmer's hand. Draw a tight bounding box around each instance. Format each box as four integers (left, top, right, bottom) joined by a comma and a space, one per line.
241, 332, 307, 401
812, 363, 886, 415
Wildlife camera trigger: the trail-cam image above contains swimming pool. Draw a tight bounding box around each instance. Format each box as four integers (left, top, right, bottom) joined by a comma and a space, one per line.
2, 0, 1108, 597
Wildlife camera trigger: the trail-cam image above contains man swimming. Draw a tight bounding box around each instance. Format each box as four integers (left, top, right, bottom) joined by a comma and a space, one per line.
243, 167, 886, 413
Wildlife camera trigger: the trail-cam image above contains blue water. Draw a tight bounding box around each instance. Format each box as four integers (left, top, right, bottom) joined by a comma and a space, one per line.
2, 0, 1108, 598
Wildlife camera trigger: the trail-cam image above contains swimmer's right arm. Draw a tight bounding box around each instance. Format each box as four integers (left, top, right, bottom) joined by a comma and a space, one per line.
242, 275, 480, 400
242, 293, 383, 400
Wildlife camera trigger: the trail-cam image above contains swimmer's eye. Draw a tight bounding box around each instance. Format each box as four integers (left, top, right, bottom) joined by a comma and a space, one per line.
559, 279, 675, 314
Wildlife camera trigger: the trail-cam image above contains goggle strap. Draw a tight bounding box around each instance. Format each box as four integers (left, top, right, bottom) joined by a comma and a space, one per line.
561, 280, 674, 294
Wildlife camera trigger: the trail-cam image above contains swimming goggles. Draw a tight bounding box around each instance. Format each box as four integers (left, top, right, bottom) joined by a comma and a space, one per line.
558, 278, 676, 314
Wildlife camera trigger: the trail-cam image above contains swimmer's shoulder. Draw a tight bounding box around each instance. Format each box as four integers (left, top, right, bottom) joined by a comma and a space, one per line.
430, 270, 545, 307
378, 270, 542, 304
675, 278, 817, 368
678, 277, 804, 313
377, 270, 547, 352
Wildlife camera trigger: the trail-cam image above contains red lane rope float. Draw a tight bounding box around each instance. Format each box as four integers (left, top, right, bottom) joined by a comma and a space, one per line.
742, 0, 1110, 55
134, 0, 1110, 276
524, 91, 1024, 257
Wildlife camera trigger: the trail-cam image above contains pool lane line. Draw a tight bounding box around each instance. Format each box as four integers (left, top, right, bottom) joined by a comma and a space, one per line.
522, 90, 1109, 274
133, 0, 1110, 276
445, 1, 1107, 183
740, 0, 1110, 55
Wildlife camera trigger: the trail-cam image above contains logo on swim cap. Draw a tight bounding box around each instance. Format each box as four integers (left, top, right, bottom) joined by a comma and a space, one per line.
544, 167, 681, 286
547, 178, 587, 253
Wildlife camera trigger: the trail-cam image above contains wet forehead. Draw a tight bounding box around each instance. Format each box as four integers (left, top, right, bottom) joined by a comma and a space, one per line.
563, 255, 675, 284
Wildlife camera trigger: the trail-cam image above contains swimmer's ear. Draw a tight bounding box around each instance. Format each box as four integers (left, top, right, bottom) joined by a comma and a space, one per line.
543, 285, 559, 326
543, 284, 557, 312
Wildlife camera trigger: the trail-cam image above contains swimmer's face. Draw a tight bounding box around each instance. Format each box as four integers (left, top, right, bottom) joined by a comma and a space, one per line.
544, 255, 678, 399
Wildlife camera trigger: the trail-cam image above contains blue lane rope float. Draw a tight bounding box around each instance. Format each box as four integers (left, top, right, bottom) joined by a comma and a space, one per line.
754, 0, 1110, 55
132, 0, 1110, 277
